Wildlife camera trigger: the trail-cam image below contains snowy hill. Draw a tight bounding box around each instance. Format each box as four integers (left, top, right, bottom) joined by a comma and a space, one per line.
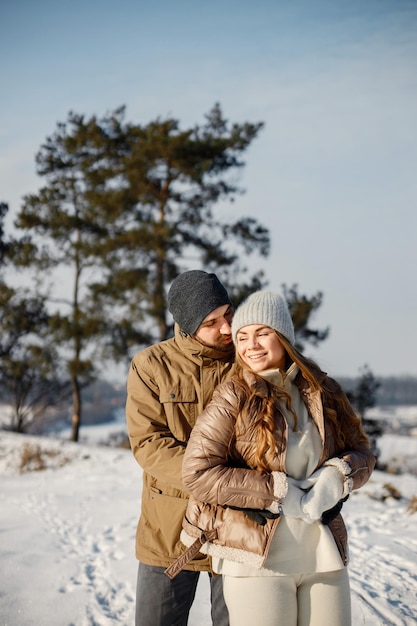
1, 427, 417, 626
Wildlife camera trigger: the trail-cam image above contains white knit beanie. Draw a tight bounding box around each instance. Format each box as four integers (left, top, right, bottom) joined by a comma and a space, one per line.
231, 291, 295, 345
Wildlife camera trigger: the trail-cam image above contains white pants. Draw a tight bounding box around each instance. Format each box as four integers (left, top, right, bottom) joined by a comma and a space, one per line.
223, 568, 351, 626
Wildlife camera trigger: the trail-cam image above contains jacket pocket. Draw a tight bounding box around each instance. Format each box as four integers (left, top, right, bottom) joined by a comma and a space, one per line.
159, 381, 196, 404
160, 382, 197, 440
140, 487, 189, 557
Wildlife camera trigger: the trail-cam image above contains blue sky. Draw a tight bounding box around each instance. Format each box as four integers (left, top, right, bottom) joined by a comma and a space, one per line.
1, 0, 416, 378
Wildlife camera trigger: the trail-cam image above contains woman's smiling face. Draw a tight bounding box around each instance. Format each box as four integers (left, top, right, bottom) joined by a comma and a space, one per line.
236, 324, 286, 372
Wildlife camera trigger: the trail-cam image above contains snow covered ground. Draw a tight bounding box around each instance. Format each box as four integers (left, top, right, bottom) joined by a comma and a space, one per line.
1, 419, 417, 626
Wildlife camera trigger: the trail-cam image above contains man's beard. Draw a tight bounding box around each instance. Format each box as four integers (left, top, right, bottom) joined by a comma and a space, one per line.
196, 336, 234, 352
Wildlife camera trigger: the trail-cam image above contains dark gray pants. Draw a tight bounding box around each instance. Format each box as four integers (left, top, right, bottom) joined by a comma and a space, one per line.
135, 562, 229, 626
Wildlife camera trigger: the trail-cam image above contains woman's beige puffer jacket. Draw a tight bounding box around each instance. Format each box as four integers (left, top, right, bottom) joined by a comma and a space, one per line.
166, 368, 375, 578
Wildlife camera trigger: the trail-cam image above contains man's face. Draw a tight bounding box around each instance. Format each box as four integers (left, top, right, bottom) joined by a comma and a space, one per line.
194, 304, 234, 351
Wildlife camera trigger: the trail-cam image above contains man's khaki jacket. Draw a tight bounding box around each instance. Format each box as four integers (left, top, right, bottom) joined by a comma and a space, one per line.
126, 323, 235, 570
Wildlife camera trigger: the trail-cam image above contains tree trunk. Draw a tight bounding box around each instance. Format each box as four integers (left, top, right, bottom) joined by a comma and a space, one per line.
70, 374, 81, 442
70, 224, 82, 442
156, 198, 169, 340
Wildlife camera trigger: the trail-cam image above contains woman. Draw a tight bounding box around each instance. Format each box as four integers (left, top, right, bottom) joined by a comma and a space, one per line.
166, 291, 375, 626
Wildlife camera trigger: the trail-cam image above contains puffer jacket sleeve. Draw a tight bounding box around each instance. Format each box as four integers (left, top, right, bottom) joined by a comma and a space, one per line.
182, 379, 284, 510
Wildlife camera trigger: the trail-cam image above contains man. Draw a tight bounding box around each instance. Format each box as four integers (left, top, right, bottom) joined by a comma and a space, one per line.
126, 270, 235, 626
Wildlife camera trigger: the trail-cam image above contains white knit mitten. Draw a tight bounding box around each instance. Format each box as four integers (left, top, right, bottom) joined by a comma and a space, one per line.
300, 466, 344, 522
281, 477, 306, 518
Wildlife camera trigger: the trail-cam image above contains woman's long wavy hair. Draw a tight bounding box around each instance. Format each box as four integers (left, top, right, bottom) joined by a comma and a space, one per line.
233, 330, 368, 472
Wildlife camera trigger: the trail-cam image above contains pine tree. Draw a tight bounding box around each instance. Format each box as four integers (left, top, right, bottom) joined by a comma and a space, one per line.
85, 103, 270, 341
0, 203, 66, 432
12, 104, 269, 440
347, 364, 382, 460
282, 283, 329, 351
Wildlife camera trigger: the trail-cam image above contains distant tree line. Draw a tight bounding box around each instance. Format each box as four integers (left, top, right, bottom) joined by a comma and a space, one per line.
342, 368, 417, 462
343, 365, 382, 460
339, 374, 417, 406
0, 105, 329, 441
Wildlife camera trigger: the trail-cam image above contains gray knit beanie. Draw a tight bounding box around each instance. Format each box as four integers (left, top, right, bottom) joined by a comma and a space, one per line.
231, 291, 295, 345
168, 270, 232, 335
